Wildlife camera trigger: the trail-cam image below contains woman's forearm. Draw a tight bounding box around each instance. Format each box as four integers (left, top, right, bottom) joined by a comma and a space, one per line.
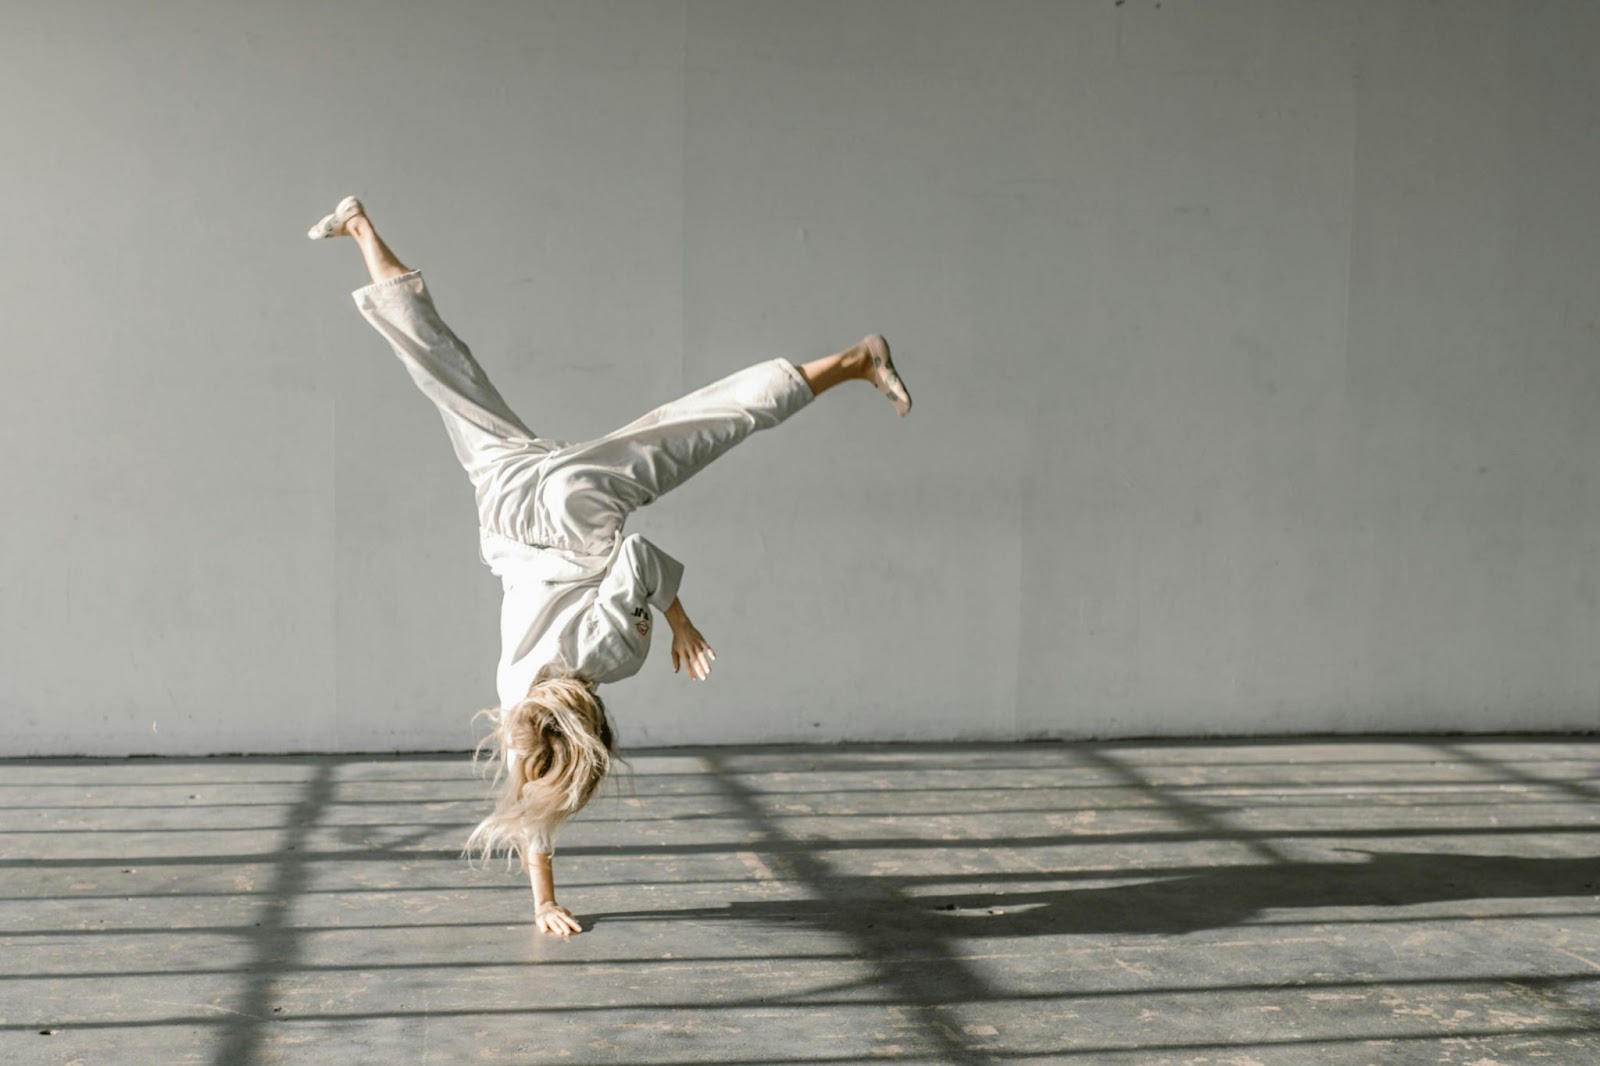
664, 596, 690, 632
528, 852, 584, 935
527, 852, 557, 908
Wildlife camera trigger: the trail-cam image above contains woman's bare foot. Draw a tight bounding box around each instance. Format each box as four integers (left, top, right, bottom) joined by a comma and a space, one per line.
861, 334, 912, 416
306, 195, 365, 240
310, 197, 412, 283
795, 335, 911, 410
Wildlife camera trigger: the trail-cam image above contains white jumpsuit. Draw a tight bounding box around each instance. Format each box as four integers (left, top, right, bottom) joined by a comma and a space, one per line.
353, 270, 814, 708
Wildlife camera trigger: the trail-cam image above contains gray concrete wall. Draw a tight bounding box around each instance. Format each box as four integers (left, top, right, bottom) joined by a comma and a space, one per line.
3, 1, 1595, 756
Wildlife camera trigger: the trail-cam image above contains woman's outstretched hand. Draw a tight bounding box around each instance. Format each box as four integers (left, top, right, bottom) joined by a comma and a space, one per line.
672, 626, 716, 681
536, 900, 583, 936
665, 597, 715, 680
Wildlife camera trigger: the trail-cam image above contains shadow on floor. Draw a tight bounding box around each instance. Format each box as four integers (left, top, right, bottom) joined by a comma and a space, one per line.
3, 739, 1594, 1065
587, 850, 1600, 938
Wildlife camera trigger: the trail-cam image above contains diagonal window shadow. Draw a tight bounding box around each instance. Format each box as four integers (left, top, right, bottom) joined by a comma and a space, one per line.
1435, 740, 1600, 803
694, 753, 1003, 1065
208, 759, 337, 1066
576, 746, 1599, 1061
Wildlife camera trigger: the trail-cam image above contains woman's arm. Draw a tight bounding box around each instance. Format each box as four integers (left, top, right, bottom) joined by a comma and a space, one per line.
665, 597, 716, 680
528, 853, 582, 935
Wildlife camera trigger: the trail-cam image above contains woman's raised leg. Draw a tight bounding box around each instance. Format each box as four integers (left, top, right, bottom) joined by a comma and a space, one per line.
310, 197, 549, 533
534, 338, 911, 551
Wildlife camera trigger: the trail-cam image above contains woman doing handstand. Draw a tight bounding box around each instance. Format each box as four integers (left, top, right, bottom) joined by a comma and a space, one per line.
308, 195, 912, 935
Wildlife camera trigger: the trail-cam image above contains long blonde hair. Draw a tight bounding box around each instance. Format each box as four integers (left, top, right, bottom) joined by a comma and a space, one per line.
467, 666, 616, 865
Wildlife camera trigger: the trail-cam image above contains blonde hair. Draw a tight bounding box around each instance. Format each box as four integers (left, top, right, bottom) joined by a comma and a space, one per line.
467, 666, 616, 865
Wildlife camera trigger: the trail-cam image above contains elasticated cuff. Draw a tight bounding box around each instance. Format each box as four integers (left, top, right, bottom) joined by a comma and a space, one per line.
773, 356, 817, 411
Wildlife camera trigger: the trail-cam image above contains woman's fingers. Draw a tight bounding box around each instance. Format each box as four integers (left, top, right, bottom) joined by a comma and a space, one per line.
671, 637, 715, 680
536, 907, 583, 935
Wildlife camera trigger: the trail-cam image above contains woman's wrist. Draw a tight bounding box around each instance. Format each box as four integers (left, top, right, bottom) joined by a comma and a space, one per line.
664, 596, 690, 629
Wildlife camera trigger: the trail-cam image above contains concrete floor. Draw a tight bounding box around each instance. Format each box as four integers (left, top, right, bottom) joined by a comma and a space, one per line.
1, 738, 1597, 1065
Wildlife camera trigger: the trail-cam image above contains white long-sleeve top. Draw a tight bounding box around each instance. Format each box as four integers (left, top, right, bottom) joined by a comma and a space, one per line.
479, 528, 684, 709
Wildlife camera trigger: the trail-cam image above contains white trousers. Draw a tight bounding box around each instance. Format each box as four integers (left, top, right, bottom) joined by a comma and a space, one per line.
352, 269, 815, 560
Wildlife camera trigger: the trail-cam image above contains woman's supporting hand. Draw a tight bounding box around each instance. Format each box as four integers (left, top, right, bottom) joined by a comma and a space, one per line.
665, 597, 716, 680
528, 853, 581, 935
535, 900, 583, 936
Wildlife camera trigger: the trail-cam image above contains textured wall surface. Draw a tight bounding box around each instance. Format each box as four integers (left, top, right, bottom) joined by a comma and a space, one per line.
3, 1, 1595, 754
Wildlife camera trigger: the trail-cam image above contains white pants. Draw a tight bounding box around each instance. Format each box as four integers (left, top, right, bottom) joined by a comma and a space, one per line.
352, 269, 815, 559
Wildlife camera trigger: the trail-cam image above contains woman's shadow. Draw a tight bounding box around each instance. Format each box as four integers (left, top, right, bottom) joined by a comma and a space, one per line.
589, 851, 1600, 938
